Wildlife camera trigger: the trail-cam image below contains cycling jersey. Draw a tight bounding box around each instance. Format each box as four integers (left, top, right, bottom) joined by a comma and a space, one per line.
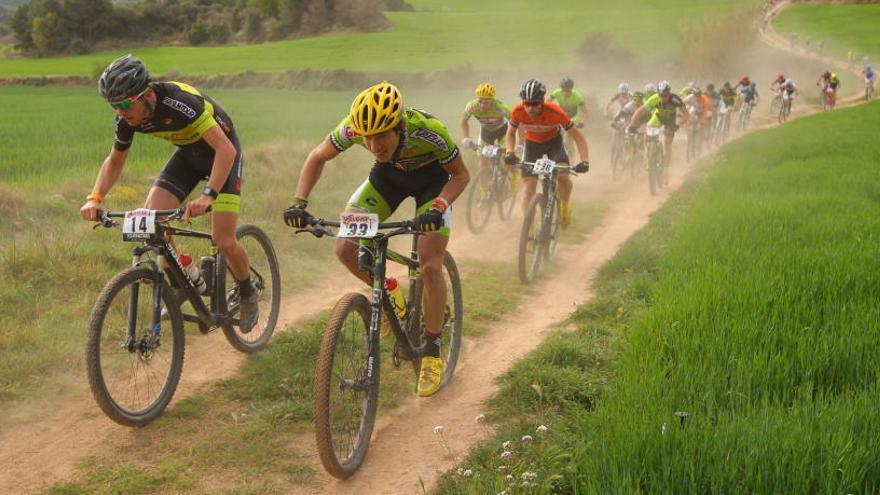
829, 75, 840, 88
510, 101, 573, 143
330, 108, 459, 172
549, 88, 585, 123
720, 88, 736, 106
462, 98, 510, 132
114, 81, 235, 155
864, 68, 876, 81
642, 93, 686, 125
738, 83, 758, 102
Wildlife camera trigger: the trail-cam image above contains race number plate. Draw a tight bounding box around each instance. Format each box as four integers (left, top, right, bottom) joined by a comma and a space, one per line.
532, 158, 556, 175
646, 127, 662, 138
122, 209, 156, 241
481, 145, 499, 158
339, 212, 379, 238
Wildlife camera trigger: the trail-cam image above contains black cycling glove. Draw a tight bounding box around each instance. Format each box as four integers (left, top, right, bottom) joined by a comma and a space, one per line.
283, 197, 313, 228
503, 153, 519, 166
573, 161, 590, 173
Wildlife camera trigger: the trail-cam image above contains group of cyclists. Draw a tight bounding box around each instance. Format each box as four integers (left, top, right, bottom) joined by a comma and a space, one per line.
78, 51, 869, 407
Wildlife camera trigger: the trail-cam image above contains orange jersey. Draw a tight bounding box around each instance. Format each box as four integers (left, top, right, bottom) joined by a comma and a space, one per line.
510, 101, 574, 143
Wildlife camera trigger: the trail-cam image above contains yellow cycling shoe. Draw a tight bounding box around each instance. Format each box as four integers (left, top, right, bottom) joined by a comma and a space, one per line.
560, 201, 572, 230
417, 356, 445, 397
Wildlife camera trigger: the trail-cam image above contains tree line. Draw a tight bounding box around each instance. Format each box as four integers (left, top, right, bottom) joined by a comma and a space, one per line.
10, 0, 392, 55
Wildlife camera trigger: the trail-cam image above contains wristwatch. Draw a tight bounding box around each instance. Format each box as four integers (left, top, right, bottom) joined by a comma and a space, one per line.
201, 186, 219, 199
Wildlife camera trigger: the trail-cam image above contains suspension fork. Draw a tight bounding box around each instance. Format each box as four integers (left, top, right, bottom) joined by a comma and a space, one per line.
367, 238, 389, 380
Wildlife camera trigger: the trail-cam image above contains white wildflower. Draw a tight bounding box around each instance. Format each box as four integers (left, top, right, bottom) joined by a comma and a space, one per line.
536, 425, 549, 433
463, 469, 473, 477
475, 414, 486, 423
500, 450, 512, 460
521, 435, 533, 444
433, 425, 445, 435
506, 475, 515, 482
661, 422, 668, 435
497, 465, 507, 472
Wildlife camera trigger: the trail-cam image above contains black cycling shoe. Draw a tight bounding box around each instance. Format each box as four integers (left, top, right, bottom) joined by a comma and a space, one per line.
238, 290, 260, 334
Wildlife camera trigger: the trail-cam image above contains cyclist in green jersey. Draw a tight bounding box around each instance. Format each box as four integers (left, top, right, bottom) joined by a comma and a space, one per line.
283, 82, 470, 397
627, 80, 690, 167
460, 82, 516, 194
79, 54, 260, 332
549, 76, 588, 126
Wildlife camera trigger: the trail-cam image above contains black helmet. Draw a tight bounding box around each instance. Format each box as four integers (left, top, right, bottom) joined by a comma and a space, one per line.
706, 83, 715, 91
520, 79, 547, 101
98, 54, 151, 102
560, 76, 574, 90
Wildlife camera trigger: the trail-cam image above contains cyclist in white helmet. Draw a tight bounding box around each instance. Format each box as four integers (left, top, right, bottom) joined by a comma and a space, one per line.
628, 80, 689, 167
604, 82, 633, 118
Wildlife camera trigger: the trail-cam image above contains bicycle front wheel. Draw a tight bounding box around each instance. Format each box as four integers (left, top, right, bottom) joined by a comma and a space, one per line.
314, 292, 378, 479
86, 266, 185, 426
518, 193, 545, 284
221, 224, 281, 353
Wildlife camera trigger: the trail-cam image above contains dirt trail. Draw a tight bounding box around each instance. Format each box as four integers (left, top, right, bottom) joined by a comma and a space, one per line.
0, 3, 868, 492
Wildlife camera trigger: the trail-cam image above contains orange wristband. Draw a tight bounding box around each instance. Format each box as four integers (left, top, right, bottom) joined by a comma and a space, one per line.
87, 192, 105, 203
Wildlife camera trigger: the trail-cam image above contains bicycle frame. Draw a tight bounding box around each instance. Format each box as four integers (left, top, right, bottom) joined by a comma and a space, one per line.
101, 210, 237, 340
302, 220, 426, 365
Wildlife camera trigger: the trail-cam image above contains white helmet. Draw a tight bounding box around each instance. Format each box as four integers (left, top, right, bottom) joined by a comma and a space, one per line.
618, 82, 630, 94
783, 78, 793, 87
644, 83, 658, 95
658, 80, 673, 94
687, 81, 696, 89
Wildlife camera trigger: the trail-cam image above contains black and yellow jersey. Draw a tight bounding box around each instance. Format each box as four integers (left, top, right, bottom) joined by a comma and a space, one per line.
113, 81, 235, 155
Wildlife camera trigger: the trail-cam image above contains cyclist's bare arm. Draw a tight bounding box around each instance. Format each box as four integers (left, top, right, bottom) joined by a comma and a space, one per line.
460, 116, 471, 141
187, 125, 237, 219
577, 102, 589, 123
565, 125, 590, 163
80, 147, 129, 221
627, 106, 646, 129
437, 154, 470, 204
202, 126, 237, 194
504, 123, 518, 155
296, 136, 341, 199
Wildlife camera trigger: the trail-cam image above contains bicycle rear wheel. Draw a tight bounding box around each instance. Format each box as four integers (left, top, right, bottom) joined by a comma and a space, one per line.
518, 193, 544, 284
410, 252, 464, 386
220, 224, 281, 353
648, 142, 662, 196
465, 167, 494, 234
86, 266, 185, 426
314, 292, 378, 479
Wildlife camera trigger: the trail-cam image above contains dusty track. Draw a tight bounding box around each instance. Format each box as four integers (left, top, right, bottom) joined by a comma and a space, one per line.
0, 2, 869, 492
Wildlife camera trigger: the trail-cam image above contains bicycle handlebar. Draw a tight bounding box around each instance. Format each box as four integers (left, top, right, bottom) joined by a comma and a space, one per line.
94, 207, 187, 229
295, 217, 418, 239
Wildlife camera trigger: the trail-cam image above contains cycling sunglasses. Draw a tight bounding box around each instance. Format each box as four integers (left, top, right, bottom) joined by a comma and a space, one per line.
523, 100, 543, 107
109, 88, 149, 110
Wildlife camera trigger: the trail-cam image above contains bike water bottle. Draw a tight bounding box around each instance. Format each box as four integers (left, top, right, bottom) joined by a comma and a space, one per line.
384, 277, 407, 320
199, 256, 215, 295
179, 253, 207, 295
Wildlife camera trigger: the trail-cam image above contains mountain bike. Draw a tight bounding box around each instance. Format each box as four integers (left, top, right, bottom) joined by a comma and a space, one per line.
822, 84, 836, 111
645, 126, 665, 196
295, 215, 462, 479
87, 208, 280, 426
517, 157, 581, 284
737, 99, 754, 131
769, 91, 782, 115
465, 143, 519, 234
715, 104, 731, 145
778, 95, 793, 123
610, 120, 626, 180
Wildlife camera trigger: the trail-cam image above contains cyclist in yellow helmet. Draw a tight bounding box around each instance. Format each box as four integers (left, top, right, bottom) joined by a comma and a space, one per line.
283, 82, 470, 397
461, 82, 515, 200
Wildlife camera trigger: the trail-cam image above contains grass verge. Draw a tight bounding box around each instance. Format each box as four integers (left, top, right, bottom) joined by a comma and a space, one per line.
437, 100, 880, 493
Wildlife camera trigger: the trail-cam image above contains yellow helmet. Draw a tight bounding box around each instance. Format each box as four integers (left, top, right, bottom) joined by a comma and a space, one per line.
348, 82, 403, 136
475, 82, 496, 99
